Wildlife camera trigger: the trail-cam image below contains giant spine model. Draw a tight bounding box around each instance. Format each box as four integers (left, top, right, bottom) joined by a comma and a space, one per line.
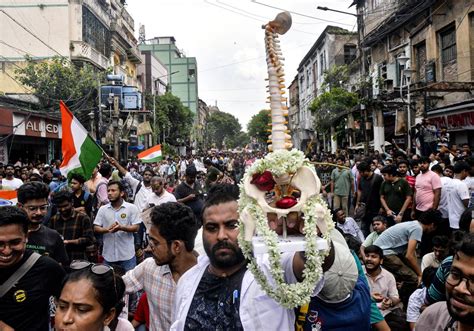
237, 12, 334, 309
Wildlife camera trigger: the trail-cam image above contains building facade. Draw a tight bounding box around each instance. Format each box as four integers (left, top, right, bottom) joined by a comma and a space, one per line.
139, 37, 198, 114
0, 0, 141, 93
296, 26, 358, 152
355, 0, 474, 148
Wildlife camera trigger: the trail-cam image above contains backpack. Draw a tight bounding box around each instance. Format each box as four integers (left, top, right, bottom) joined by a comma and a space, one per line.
91, 181, 107, 217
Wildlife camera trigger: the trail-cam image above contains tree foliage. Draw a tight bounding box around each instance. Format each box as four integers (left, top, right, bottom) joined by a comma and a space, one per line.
206, 111, 242, 149
226, 131, 250, 149
309, 65, 359, 133
14, 56, 103, 120
247, 109, 270, 143
146, 92, 194, 146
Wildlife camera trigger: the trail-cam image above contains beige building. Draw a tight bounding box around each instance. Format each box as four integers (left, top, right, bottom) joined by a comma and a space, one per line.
0, 0, 141, 94
355, 0, 474, 147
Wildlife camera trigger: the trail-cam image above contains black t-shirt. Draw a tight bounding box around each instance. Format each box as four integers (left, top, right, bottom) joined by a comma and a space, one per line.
0, 250, 66, 331
27, 225, 69, 265
72, 190, 93, 217
184, 265, 247, 331
316, 166, 334, 192
359, 173, 384, 213
174, 181, 204, 221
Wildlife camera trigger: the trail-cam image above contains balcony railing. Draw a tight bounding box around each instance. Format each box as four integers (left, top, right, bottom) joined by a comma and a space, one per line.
70, 41, 110, 70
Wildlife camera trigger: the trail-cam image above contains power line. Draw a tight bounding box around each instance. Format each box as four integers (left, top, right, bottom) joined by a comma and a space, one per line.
204, 0, 317, 35
250, 0, 354, 27
0, 9, 65, 58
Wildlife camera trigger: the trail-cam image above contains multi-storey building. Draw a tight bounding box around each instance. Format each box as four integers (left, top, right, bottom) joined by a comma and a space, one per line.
296, 26, 358, 152
0, 0, 141, 92
288, 76, 300, 148
355, 0, 474, 147
139, 37, 198, 114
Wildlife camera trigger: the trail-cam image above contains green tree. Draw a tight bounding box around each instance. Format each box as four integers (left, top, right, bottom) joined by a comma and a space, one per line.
226, 131, 250, 149
206, 111, 241, 149
247, 109, 270, 144
309, 65, 359, 134
14, 56, 103, 120
151, 92, 194, 146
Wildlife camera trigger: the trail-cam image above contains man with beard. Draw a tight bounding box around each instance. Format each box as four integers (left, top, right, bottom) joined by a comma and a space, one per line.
17, 182, 68, 265
93, 180, 141, 271
356, 161, 384, 237
1, 164, 23, 189
146, 176, 177, 207
171, 184, 338, 331
49, 190, 94, 261
364, 245, 406, 330
412, 156, 441, 220
123, 202, 198, 331
417, 233, 474, 330
0, 206, 65, 331
108, 157, 154, 213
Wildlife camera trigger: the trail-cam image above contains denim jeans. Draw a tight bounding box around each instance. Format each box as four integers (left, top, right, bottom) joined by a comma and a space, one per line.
105, 256, 136, 272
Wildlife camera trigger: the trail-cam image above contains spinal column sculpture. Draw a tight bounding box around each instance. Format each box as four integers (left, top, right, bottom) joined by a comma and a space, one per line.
264, 11, 293, 152
237, 12, 334, 309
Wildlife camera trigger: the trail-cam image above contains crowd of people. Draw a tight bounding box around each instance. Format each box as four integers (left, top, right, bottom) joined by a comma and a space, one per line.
0, 137, 473, 331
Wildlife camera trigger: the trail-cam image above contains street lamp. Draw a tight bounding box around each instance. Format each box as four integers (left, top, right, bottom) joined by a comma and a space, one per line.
316, 6, 358, 17
397, 54, 414, 152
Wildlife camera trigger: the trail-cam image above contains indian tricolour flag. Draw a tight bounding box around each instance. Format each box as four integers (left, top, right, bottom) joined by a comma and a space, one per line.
59, 101, 102, 180
138, 144, 163, 163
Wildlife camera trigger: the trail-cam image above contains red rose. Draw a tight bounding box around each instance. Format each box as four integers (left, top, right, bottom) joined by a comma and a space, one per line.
275, 196, 298, 209
251, 171, 275, 191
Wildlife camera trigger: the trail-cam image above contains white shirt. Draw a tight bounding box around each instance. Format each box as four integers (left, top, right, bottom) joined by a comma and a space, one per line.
123, 172, 153, 212
336, 217, 365, 242
406, 287, 426, 323
464, 176, 474, 207
421, 252, 441, 272
171, 254, 324, 331
93, 201, 142, 262
1, 177, 23, 189
146, 190, 177, 207
444, 178, 469, 228
438, 176, 452, 219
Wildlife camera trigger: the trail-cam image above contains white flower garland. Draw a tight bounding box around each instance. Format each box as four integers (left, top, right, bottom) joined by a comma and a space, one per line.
238, 149, 334, 309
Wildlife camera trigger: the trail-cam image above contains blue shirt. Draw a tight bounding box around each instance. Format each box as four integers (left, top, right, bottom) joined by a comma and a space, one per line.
93, 201, 141, 262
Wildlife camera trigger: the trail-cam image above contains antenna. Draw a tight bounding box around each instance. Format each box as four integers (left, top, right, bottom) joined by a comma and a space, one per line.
138, 24, 146, 44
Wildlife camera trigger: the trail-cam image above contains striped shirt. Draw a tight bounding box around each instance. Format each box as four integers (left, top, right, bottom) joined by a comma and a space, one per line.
123, 258, 176, 331
425, 255, 452, 304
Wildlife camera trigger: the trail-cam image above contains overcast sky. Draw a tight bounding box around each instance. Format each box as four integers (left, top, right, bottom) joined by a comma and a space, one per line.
126, 0, 357, 131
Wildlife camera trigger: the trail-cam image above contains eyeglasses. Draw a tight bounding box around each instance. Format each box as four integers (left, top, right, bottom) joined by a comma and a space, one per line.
0, 238, 26, 250
446, 269, 474, 294
70, 260, 118, 300
23, 204, 49, 212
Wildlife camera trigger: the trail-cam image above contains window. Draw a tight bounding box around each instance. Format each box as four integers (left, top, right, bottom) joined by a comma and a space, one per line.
344, 45, 357, 64
415, 42, 427, 82
440, 24, 456, 64
306, 68, 312, 89
82, 6, 111, 57
188, 69, 196, 78
319, 53, 325, 76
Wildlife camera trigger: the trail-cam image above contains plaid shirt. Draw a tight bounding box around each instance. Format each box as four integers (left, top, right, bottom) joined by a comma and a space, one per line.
123, 257, 175, 331
49, 210, 94, 261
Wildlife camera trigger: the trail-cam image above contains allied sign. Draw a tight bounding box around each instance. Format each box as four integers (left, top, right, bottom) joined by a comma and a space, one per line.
13, 114, 62, 139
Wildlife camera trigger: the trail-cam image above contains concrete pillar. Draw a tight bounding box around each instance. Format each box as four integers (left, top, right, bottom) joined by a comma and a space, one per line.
373, 109, 385, 153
